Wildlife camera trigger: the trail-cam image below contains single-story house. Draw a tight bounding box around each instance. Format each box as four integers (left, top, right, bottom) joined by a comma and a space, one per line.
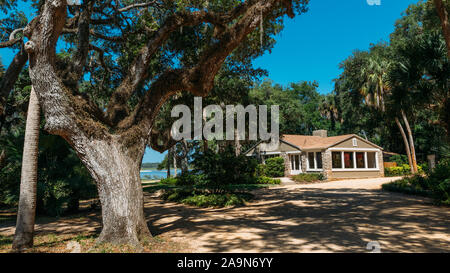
245, 130, 384, 179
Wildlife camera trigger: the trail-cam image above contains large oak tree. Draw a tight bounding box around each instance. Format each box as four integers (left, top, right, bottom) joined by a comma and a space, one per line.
2, 0, 308, 248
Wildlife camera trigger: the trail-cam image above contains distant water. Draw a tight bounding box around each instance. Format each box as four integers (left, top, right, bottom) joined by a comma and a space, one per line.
140, 169, 182, 180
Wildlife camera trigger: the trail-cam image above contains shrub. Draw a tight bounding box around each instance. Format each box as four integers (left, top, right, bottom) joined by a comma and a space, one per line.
385, 164, 424, 177
382, 159, 450, 205
176, 173, 209, 186
255, 176, 281, 185
292, 173, 325, 183
263, 157, 285, 178
255, 164, 267, 177
191, 146, 258, 187
159, 177, 178, 185
381, 175, 430, 197
427, 158, 450, 205
161, 188, 253, 208
389, 155, 409, 166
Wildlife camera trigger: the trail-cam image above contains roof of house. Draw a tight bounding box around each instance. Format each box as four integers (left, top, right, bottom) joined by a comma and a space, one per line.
281, 134, 382, 150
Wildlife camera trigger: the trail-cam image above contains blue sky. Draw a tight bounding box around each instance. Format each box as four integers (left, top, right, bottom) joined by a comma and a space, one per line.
0, 0, 420, 163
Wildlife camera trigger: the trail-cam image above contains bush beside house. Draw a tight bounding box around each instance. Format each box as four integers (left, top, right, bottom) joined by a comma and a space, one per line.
292, 173, 325, 183
157, 147, 280, 208
256, 157, 285, 178
382, 158, 450, 205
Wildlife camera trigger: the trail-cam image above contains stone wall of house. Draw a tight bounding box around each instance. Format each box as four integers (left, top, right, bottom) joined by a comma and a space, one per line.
377, 151, 385, 177
282, 152, 291, 177
301, 152, 307, 173
322, 150, 332, 179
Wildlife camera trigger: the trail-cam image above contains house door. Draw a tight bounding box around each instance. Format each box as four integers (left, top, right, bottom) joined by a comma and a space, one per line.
290, 154, 301, 175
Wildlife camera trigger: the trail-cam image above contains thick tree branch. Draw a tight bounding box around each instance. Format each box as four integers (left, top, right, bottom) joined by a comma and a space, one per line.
0, 44, 28, 126
118, 0, 298, 143
105, 0, 266, 125
118, 1, 160, 13
149, 127, 178, 153
0, 27, 24, 48
72, 1, 94, 81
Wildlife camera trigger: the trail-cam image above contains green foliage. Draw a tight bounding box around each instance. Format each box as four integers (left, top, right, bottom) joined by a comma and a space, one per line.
262, 157, 285, 178
427, 158, 450, 205
389, 155, 409, 166
192, 146, 258, 188
250, 80, 338, 135
384, 164, 412, 177
159, 177, 178, 186
382, 175, 430, 197
292, 173, 325, 183
161, 188, 253, 208
383, 158, 450, 205
384, 164, 424, 177
175, 173, 209, 186
0, 128, 96, 215
255, 176, 281, 185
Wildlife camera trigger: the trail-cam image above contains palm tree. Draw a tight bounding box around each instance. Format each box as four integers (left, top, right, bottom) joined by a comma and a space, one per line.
319, 94, 339, 131
12, 86, 40, 251
360, 49, 418, 173
359, 51, 391, 112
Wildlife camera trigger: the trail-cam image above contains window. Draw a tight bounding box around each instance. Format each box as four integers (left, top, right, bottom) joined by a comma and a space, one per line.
308, 153, 315, 169
356, 152, 365, 168
290, 154, 300, 171
316, 152, 323, 169
367, 152, 377, 168
332, 152, 342, 168
344, 152, 353, 168
352, 138, 357, 147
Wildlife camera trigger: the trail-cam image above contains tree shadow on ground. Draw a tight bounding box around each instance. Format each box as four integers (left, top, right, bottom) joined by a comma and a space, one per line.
145, 187, 450, 253
0, 186, 448, 253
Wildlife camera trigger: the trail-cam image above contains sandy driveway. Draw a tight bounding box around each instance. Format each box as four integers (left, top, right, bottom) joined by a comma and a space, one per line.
1, 177, 449, 252
147, 177, 450, 253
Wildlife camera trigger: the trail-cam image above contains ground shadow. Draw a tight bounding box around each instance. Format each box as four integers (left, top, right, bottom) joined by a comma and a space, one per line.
145, 187, 450, 252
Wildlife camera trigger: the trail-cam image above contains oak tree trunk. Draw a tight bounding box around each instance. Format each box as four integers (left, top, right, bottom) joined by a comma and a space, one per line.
395, 117, 414, 173
74, 137, 151, 246
12, 87, 40, 251
401, 110, 418, 173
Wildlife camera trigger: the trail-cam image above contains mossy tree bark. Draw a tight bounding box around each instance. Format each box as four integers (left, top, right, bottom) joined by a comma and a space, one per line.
19, 0, 303, 247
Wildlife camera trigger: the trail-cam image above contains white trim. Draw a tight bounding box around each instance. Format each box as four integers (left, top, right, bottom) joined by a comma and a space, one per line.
328, 147, 381, 152
331, 151, 380, 172
260, 152, 282, 155
332, 169, 380, 172
286, 151, 302, 155
289, 154, 302, 175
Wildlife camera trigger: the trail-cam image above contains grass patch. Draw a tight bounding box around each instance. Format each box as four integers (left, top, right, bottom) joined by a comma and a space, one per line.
0, 233, 187, 253
161, 188, 254, 208
292, 173, 325, 183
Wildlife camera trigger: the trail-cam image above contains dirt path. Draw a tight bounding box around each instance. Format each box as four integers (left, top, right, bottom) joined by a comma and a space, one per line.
146, 177, 450, 252
1, 177, 449, 252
